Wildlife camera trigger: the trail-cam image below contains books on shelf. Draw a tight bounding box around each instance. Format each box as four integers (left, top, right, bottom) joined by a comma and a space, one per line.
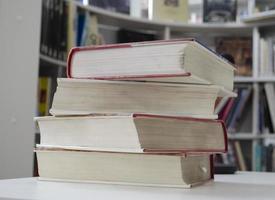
36, 149, 213, 188
203, 0, 237, 23
76, 9, 104, 46
41, 0, 104, 61
233, 141, 247, 171
259, 37, 275, 76
263, 83, 275, 132
36, 38, 236, 187
67, 39, 235, 94
216, 85, 252, 133
215, 37, 252, 76
255, 0, 275, 13
149, 0, 188, 23
254, 143, 275, 172
40, 0, 68, 61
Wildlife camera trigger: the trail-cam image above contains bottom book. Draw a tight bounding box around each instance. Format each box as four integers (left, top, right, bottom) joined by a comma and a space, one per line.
36, 148, 213, 188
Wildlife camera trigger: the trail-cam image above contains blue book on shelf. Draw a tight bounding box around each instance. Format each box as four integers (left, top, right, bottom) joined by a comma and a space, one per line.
76, 11, 86, 46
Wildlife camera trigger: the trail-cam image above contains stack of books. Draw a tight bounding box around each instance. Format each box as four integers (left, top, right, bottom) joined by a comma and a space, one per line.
35, 39, 236, 188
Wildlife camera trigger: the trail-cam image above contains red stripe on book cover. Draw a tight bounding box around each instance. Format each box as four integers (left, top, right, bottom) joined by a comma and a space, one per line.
221, 120, 228, 152
220, 98, 235, 121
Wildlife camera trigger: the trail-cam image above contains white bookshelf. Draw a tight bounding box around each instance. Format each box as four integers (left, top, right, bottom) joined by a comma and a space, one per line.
38, 1, 275, 172
40, 54, 67, 68
228, 133, 275, 140
74, 2, 253, 35
243, 10, 275, 24
235, 76, 275, 82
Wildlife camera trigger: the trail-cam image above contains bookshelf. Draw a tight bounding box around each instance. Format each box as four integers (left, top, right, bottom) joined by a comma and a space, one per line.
40, 54, 67, 68
242, 9, 275, 24
37, 1, 275, 172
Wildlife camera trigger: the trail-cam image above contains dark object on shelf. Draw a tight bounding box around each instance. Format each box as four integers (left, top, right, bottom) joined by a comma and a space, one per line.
266, 144, 274, 172
40, 0, 67, 61
221, 53, 235, 64
214, 163, 237, 174
216, 37, 252, 76
89, 0, 130, 14
117, 29, 156, 43
203, 0, 237, 23
255, 0, 275, 12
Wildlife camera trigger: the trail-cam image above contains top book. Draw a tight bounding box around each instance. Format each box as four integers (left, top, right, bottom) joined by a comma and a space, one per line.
67, 39, 235, 93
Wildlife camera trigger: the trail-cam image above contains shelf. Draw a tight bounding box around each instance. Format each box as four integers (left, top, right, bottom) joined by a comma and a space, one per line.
228, 133, 275, 140
40, 54, 67, 67
234, 76, 275, 83
242, 10, 275, 25
228, 133, 257, 140
74, 2, 253, 35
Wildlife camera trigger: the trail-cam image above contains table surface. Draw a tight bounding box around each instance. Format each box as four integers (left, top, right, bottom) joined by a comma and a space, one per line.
0, 172, 274, 200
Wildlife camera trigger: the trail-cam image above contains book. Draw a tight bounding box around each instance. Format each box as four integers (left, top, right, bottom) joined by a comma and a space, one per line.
66, 1, 78, 52
260, 87, 274, 133
36, 114, 227, 153
255, 0, 275, 13
67, 39, 235, 93
50, 78, 221, 117
38, 77, 52, 116
203, 0, 237, 23
219, 98, 235, 122
80, 13, 104, 46
264, 83, 275, 131
214, 96, 229, 114
149, 0, 188, 23
259, 37, 275, 76
233, 141, 247, 171
227, 87, 252, 132
36, 148, 213, 188
40, 0, 69, 61
215, 37, 252, 76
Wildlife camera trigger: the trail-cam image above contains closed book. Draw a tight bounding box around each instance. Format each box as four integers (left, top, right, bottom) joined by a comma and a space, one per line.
36, 114, 227, 153
67, 39, 235, 94
36, 148, 213, 188
50, 79, 220, 117
149, 0, 188, 23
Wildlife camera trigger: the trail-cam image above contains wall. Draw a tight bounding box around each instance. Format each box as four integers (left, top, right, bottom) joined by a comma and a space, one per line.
0, 0, 41, 179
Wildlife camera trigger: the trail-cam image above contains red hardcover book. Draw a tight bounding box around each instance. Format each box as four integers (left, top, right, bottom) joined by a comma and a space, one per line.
220, 98, 235, 122
67, 38, 235, 94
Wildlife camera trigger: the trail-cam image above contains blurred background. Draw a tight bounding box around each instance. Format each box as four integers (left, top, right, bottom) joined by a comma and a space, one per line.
1, 0, 275, 179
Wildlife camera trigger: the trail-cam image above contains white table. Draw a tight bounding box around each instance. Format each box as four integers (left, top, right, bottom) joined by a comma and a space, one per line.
0, 172, 274, 200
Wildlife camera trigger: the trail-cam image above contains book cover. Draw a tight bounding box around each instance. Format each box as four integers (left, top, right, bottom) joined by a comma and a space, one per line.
149, 0, 188, 22
203, 0, 237, 23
